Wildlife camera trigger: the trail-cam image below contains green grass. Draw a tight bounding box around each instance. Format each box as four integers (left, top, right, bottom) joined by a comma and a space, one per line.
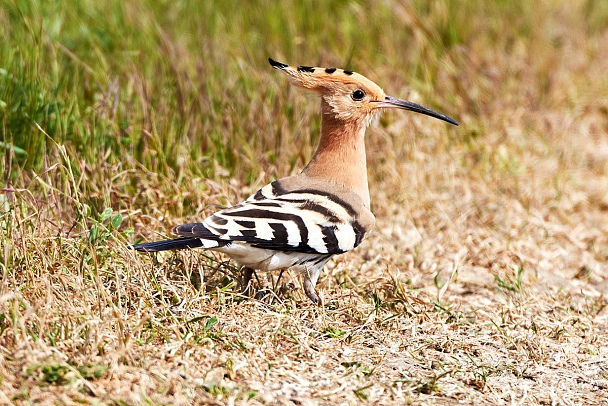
2, 0, 608, 404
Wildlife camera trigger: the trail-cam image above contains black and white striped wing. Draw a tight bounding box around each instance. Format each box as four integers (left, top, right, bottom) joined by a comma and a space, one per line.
172, 182, 367, 255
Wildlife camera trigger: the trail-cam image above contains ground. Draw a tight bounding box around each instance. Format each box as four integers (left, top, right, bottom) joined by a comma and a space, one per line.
1, 0, 608, 405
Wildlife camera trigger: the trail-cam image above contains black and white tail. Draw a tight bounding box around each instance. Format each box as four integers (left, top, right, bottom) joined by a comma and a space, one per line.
130, 237, 204, 252
130, 221, 233, 252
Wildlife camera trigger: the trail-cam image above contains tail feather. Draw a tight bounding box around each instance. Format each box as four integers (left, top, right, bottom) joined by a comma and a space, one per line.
130, 237, 204, 252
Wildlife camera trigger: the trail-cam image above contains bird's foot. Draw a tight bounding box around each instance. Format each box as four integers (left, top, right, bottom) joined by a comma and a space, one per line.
303, 283, 319, 305
303, 267, 322, 305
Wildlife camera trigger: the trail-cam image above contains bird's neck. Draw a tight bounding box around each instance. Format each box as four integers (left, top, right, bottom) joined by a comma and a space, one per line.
301, 104, 371, 208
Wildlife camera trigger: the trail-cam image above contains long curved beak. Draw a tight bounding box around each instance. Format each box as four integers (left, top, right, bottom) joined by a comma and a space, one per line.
377, 96, 459, 126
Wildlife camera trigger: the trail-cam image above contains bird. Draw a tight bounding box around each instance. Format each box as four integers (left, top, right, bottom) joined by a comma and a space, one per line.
131, 58, 458, 304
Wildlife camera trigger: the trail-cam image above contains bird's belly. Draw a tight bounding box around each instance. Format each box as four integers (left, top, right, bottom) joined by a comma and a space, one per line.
213, 244, 326, 271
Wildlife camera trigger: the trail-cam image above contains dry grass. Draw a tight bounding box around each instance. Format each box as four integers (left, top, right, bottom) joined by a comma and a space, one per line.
2, 0, 608, 404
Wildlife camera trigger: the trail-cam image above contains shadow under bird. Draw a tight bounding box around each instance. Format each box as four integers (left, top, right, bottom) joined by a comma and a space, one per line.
131, 58, 458, 303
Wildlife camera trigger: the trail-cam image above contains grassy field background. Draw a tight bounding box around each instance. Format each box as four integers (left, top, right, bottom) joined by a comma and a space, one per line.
2, 0, 608, 404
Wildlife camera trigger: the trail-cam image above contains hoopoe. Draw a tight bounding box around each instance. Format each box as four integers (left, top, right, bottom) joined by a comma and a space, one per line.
131, 58, 458, 303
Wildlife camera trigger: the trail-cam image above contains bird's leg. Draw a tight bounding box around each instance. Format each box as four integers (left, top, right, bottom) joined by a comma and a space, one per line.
241, 267, 255, 296
273, 269, 285, 291
303, 266, 322, 304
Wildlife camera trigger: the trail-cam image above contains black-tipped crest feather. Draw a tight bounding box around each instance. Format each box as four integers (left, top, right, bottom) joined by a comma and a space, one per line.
268, 58, 288, 69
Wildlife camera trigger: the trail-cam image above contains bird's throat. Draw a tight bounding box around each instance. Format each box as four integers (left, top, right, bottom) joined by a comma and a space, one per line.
301, 112, 371, 208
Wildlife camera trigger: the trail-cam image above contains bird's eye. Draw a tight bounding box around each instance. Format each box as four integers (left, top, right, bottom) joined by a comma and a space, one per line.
351, 89, 365, 101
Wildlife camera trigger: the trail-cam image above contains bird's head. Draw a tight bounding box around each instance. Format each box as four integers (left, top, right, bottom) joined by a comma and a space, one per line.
269, 58, 458, 127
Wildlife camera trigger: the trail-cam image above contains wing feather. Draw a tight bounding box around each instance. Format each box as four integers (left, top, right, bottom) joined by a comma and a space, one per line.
171, 183, 370, 255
